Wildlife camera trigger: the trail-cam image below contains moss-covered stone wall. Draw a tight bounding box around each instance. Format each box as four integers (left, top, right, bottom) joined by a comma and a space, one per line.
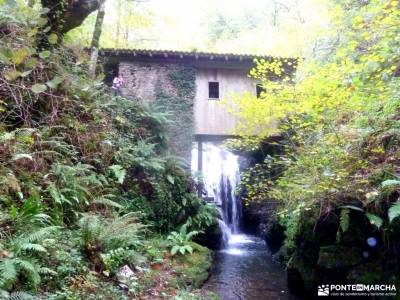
119, 62, 196, 161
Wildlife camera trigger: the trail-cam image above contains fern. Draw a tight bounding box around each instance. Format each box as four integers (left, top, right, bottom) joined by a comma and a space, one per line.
100, 213, 145, 251
79, 213, 145, 253
0, 227, 58, 290
21, 226, 58, 244
37, 267, 57, 276
388, 202, 400, 223
93, 196, 122, 209
9, 291, 35, 300
18, 243, 47, 254
108, 165, 126, 184
0, 260, 17, 283
15, 259, 40, 285
0, 258, 41, 290
167, 224, 200, 256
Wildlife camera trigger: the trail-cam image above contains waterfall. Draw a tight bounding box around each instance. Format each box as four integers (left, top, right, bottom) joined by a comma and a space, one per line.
192, 142, 242, 247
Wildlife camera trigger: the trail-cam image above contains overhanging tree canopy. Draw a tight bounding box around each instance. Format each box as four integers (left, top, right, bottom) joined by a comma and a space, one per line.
40, 0, 100, 36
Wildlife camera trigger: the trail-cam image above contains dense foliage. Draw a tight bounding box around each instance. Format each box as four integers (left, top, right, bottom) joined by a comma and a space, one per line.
232, 0, 400, 293
0, 1, 217, 298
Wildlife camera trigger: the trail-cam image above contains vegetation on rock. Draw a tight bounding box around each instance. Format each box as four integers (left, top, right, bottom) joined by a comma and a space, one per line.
230, 0, 400, 295
0, 1, 217, 298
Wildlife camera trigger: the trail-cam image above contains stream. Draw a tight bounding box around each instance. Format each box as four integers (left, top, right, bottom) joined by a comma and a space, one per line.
192, 143, 293, 300
202, 234, 293, 300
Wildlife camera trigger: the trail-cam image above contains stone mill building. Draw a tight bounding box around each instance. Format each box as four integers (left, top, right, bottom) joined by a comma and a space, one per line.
101, 49, 295, 168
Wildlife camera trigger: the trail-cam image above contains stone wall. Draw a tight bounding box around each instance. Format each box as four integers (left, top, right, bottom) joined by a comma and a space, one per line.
119, 61, 179, 103
118, 61, 196, 162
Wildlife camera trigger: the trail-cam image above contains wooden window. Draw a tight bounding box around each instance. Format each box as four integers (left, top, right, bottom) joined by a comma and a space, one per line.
208, 82, 219, 99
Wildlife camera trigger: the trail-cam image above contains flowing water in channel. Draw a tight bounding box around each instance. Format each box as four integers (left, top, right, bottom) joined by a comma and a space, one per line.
192, 143, 293, 300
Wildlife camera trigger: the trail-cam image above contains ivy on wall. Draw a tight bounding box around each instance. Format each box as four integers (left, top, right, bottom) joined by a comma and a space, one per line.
154, 65, 196, 163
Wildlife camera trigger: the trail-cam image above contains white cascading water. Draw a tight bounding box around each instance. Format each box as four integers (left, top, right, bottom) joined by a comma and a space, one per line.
191, 142, 242, 247
194, 145, 292, 299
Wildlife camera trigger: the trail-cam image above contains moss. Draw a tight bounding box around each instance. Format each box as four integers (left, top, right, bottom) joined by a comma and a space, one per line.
174, 290, 222, 300
286, 252, 316, 291
317, 246, 362, 269
173, 242, 212, 289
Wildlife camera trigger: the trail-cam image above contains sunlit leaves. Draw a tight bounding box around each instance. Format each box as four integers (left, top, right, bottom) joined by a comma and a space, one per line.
11, 48, 30, 65
231, 0, 400, 248
3, 70, 21, 81
109, 165, 126, 184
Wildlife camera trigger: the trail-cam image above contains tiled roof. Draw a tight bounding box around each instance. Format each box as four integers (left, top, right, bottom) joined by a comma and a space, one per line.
100, 48, 295, 62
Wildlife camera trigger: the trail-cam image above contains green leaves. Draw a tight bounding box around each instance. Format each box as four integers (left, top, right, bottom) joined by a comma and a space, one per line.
366, 213, 383, 229
11, 48, 30, 65
48, 33, 58, 45
388, 203, 400, 223
166, 174, 175, 184
171, 245, 180, 256
39, 50, 51, 59
381, 180, 400, 189
167, 224, 200, 256
46, 76, 63, 89
0, 227, 58, 290
109, 165, 126, 184
31, 84, 47, 94
0, 47, 13, 64
25, 57, 38, 68
3, 70, 21, 81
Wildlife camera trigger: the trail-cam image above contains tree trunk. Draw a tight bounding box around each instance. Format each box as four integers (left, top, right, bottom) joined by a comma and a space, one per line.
89, 0, 106, 78
39, 0, 100, 47
115, 0, 122, 48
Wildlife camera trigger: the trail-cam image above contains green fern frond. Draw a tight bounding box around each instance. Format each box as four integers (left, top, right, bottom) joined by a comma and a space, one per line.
23, 226, 58, 243
38, 267, 57, 276
9, 291, 35, 300
18, 243, 47, 253
93, 197, 122, 209
15, 259, 40, 286
0, 259, 17, 283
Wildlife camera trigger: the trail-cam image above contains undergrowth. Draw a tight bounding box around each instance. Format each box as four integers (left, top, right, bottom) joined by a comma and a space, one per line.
0, 2, 217, 298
